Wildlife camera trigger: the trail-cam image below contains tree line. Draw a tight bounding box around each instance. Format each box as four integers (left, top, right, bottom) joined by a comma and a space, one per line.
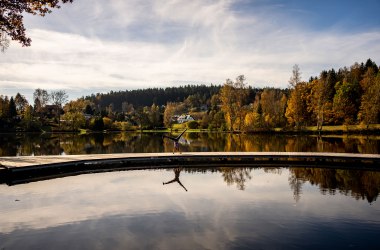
285, 59, 379, 130
219, 59, 379, 131
0, 59, 379, 132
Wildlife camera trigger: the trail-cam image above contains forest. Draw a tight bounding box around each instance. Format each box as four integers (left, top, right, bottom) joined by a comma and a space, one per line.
0, 59, 379, 133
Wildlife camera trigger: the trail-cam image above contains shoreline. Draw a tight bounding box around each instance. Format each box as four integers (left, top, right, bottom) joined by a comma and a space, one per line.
1, 124, 380, 136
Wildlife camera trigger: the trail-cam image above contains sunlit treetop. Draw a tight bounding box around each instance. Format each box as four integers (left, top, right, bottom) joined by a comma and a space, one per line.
0, 0, 73, 50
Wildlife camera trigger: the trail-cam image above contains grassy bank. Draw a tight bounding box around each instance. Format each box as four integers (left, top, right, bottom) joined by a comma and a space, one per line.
266, 124, 380, 134
142, 124, 380, 134
13, 123, 380, 135
304, 124, 380, 134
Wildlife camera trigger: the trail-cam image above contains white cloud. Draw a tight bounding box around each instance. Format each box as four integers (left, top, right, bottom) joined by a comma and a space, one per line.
1, 0, 379, 100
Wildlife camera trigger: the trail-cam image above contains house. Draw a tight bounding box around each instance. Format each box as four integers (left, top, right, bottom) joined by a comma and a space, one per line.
171, 115, 179, 122
177, 114, 194, 124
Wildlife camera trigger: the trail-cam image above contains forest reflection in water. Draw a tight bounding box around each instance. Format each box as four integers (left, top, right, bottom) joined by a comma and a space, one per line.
180, 166, 380, 204
1, 132, 380, 156
1, 166, 379, 250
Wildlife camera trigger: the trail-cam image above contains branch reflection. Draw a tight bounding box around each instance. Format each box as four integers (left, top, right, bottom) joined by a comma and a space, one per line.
220, 167, 252, 190
289, 168, 380, 203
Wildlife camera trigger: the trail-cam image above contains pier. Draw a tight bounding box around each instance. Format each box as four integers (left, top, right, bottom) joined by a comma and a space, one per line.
1, 152, 379, 185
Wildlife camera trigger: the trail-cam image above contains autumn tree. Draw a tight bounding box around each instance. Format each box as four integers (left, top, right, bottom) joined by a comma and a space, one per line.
358, 68, 380, 127
312, 69, 337, 130
20, 105, 37, 130
0, 95, 9, 119
184, 94, 201, 111
62, 98, 87, 131
285, 82, 313, 127
164, 102, 177, 130
243, 111, 261, 131
288, 65, 302, 127
105, 103, 115, 120
148, 103, 162, 128
310, 79, 322, 130
63, 98, 91, 116
0, 0, 74, 51
121, 102, 134, 114
289, 64, 301, 88
210, 94, 220, 109
243, 93, 262, 131
14, 92, 29, 116
259, 88, 287, 128
33, 88, 49, 113
50, 90, 68, 127
219, 79, 234, 130
332, 80, 360, 124
349, 62, 365, 87
204, 110, 225, 130
51, 90, 68, 108
61, 111, 85, 131
219, 75, 248, 131
260, 89, 275, 127
201, 93, 224, 130
132, 107, 149, 132
234, 75, 249, 131
286, 65, 304, 128
199, 112, 210, 129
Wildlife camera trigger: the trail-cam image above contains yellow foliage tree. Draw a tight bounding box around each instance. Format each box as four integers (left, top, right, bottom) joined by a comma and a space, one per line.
358, 70, 380, 127
285, 82, 312, 127
219, 75, 248, 131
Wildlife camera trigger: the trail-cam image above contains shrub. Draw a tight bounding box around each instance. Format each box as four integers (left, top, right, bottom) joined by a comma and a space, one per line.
89, 117, 104, 131
112, 121, 133, 131
187, 120, 199, 129
103, 117, 113, 129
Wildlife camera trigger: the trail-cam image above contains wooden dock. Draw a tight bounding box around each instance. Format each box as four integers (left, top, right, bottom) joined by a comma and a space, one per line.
1, 152, 380, 168
1, 152, 379, 185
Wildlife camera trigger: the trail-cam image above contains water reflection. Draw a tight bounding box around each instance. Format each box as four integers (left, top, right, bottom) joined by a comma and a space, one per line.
289, 168, 380, 203
163, 168, 188, 192
220, 167, 252, 190
1, 132, 380, 156
181, 167, 380, 203
0, 167, 379, 249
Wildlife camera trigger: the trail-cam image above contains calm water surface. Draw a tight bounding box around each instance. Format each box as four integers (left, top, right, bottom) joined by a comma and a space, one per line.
0, 167, 379, 249
1, 132, 380, 156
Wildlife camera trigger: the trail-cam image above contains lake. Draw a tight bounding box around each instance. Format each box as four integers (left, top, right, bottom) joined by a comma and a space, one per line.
0, 166, 379, 249
1, 132, 379, 249
0, 132, 380, 156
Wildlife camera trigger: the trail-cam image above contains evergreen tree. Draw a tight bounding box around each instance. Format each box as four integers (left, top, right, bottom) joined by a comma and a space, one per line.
8, 97, 17, 119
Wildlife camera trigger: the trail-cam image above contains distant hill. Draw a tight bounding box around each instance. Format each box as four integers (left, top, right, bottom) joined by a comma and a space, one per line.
84, 84, 257, 112
84, 85, 222, 111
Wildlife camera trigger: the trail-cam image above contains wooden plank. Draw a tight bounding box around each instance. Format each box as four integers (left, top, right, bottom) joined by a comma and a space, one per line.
1, 152, 379, 169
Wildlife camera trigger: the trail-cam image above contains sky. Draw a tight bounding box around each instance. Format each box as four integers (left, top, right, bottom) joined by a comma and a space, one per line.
1, 0, 380, 102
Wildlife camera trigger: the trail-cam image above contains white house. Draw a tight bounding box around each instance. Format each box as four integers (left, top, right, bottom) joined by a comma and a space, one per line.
177, 114, 194, 124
